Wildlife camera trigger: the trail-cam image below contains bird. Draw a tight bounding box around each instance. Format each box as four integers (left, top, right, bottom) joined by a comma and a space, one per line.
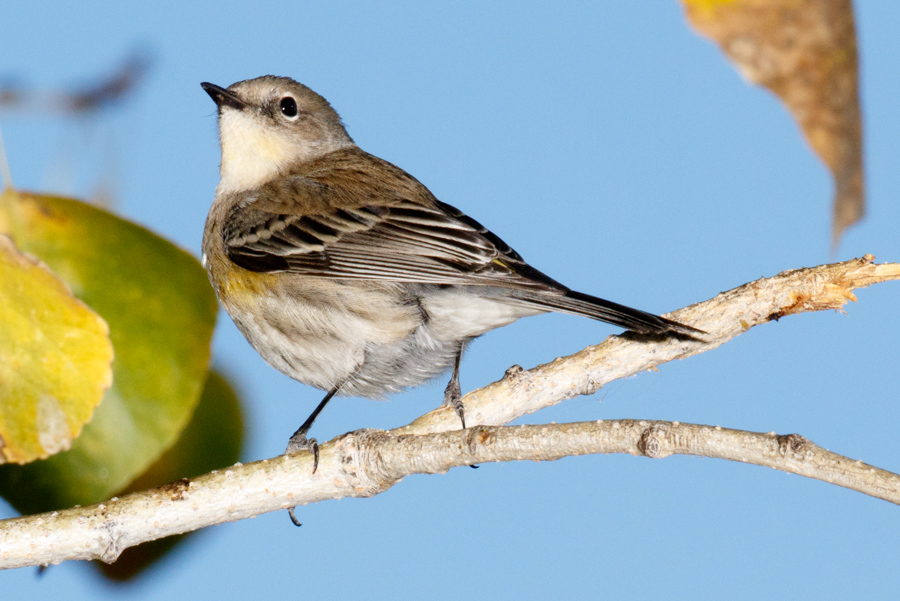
200, 75, 700, 471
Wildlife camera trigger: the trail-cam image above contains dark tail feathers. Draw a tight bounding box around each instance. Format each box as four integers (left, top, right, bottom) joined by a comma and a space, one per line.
511, 289, 703, 337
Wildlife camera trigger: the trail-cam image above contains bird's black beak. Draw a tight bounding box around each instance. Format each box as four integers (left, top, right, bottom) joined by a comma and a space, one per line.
201, 82, 247, 111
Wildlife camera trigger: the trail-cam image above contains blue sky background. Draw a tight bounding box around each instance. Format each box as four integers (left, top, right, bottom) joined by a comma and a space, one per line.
2, 1, 899, 598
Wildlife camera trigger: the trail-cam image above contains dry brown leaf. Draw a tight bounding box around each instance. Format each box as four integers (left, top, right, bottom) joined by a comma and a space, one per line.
683, 0, 864, 246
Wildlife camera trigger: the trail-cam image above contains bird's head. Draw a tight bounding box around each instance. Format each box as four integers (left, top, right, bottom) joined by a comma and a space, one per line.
202, 76, 355, 194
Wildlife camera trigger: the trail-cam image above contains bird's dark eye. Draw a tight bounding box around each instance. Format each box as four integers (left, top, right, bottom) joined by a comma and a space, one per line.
280, 96, 299, 119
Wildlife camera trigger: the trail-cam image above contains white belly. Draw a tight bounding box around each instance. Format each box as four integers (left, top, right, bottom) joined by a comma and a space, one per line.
223, 280, 541, 398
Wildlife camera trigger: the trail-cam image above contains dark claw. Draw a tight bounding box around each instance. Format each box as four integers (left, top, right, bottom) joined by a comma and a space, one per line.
286, 433, 320, 473
312, 441, 319, 473
453, 402, 466, 430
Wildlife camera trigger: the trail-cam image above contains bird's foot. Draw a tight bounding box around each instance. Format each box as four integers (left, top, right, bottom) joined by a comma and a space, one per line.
284, 430, 319, 527
442, 378, 465, 429
286, 430, 320, 472
442, 376, 479, 468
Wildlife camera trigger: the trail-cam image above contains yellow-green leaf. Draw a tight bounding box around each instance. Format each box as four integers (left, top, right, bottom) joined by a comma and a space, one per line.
0, 235, 113, 464
0, 189, 218, 510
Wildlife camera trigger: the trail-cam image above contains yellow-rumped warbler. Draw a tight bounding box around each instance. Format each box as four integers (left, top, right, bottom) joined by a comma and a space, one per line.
201, 75, 700, 464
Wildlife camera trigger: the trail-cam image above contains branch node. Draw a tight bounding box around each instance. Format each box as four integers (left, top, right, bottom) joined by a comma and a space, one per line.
503, 364, 524, 379
159, 478, 192, 501
638, 425, 671, 459
343, 429, 403, 493
777, 433, 810, 457
98, 521, 124, 564
464, 426, 493, 457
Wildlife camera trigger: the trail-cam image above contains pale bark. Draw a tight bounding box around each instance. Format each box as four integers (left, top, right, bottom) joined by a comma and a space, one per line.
0, 255, 898, 570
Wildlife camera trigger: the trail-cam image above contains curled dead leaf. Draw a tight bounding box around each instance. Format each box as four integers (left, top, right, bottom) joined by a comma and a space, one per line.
682, 0, 864, 246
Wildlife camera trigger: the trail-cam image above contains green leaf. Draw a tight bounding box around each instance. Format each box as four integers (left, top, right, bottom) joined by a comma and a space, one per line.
0, 189, 218, 510
94, 369, 244, 582
0, 234, 113, 463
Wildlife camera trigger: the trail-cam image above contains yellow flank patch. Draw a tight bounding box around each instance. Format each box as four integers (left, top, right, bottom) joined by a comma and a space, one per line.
219, 266, 279, 299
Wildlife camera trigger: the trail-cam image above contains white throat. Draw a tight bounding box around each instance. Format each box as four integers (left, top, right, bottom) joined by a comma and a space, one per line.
215, 109, 356, 195
216, 110, 291, 195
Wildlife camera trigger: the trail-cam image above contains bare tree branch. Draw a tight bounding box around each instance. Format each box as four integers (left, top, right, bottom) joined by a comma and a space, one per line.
0, 255, 897, 570
2, 419, 899, 570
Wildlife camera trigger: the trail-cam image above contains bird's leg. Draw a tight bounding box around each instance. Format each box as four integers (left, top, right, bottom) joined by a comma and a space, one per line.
442, 344, 480, 469
286, 384, 341, 468
286, 384, 340, 527
442, 343, 465, 429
